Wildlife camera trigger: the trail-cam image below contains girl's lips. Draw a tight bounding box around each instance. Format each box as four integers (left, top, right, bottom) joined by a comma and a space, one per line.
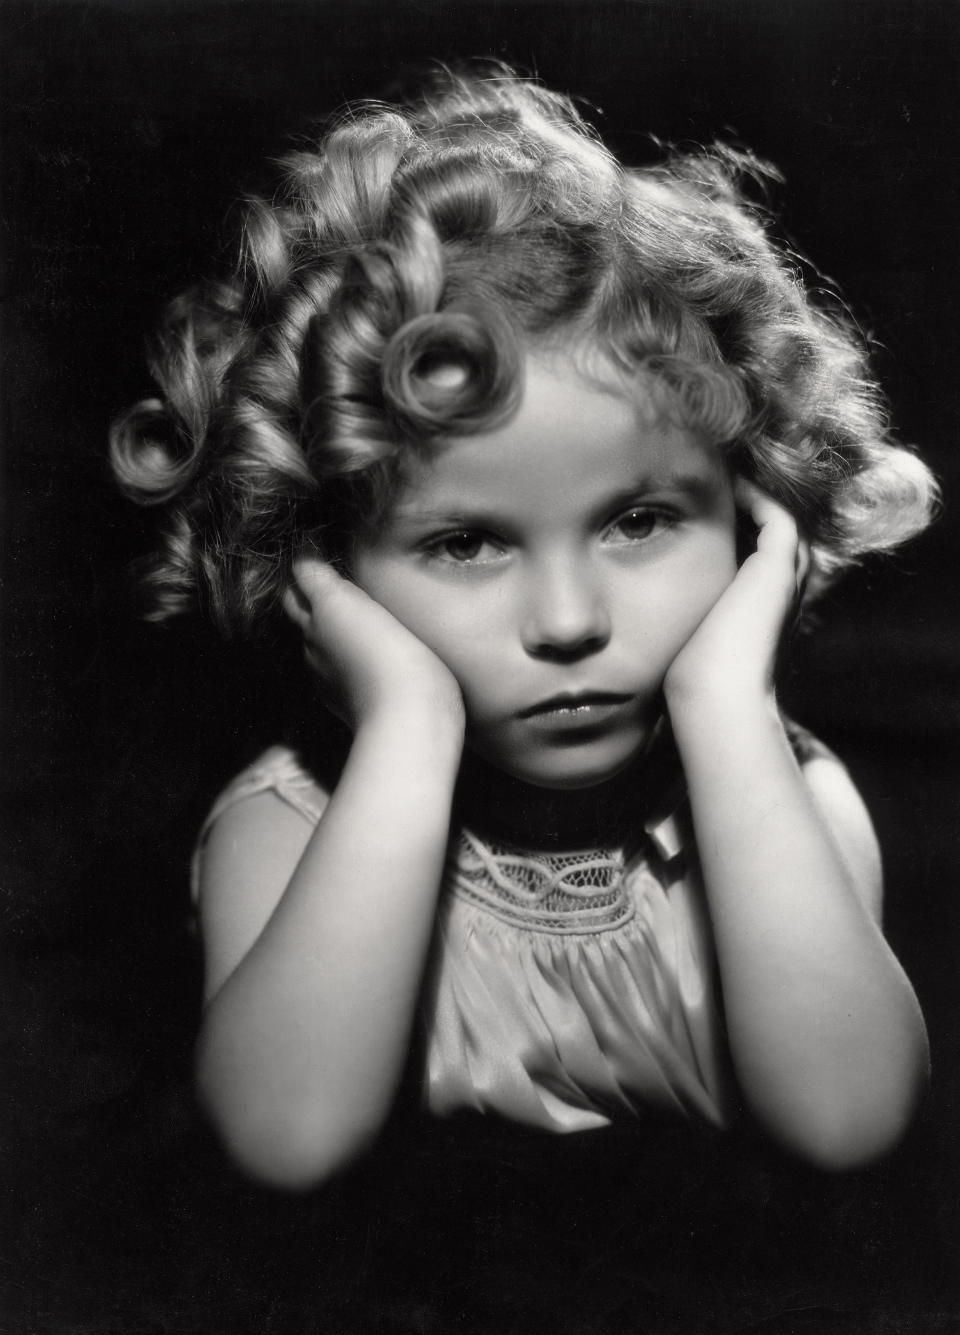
520, 696, 636, 738
517, 692, 634, 720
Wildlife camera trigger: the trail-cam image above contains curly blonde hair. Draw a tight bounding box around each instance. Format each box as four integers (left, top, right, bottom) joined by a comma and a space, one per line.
110, 67, 936, 632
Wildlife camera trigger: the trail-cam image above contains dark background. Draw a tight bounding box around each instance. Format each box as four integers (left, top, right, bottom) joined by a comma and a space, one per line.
2, 1, 959, 1331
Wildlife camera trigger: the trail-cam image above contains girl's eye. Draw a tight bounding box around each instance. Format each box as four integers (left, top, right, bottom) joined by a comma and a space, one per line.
606, 508, 673, 544
425, 530, 503, 565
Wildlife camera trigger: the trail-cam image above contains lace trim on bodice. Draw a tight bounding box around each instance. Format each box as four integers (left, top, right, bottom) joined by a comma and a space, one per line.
447, 830, 634, 935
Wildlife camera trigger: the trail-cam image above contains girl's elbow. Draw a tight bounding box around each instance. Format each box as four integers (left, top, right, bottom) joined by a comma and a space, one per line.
790, 1100, 921, 1173
775, 1052, 929, 1173
194, 1049, 384, 1191
218, 1117, 376, 1192
200, 1088, 383, 1191
747, 994, 930, 1171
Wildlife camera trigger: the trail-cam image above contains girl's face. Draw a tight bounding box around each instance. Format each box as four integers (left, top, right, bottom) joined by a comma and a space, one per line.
352, 347, 738, 790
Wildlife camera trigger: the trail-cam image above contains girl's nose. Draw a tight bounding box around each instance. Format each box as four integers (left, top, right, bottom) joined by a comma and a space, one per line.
520, 560, 612, 661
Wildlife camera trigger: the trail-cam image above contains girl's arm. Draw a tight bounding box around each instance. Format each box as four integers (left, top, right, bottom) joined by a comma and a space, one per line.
664, 483, 928, 1171
195, 560, 465, 1190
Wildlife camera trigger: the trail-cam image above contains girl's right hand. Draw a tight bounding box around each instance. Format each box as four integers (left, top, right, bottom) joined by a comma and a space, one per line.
282, 556, 465, 733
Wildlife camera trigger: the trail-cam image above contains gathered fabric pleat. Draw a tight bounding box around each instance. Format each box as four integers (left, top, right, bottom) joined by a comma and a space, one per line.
422, 850, 731, 1132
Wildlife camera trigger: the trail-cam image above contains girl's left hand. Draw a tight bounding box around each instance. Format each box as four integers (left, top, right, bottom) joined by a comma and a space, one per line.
664, 478, 809, 708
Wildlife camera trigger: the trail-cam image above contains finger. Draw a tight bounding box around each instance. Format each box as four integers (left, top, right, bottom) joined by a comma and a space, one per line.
734, 477, 791, 527
302, 645, 349, 724
282, 585, 310, 627
796, 537, 811, 598
291, 556, 355, 620
734, 477, 798, 554
303, 644, 325, 677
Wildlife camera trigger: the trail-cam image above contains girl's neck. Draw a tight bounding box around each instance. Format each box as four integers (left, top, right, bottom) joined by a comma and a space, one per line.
454, 749, 663, 854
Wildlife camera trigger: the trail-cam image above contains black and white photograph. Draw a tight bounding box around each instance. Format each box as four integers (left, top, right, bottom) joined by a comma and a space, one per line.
3, 2, 959, 1331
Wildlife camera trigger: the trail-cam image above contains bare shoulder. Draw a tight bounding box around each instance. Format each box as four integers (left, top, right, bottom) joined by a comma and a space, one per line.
197, 763, 331, 1001
800, 750, 884, 922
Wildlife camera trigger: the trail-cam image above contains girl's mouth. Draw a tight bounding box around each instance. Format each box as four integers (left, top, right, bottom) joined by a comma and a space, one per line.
518, 691, 634, 721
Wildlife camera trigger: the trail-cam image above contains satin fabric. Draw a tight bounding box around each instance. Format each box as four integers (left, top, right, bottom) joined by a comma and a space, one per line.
193, 746, 732, 1134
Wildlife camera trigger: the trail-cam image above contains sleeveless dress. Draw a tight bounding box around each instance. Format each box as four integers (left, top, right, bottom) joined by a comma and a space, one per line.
191, 739, 749, 1135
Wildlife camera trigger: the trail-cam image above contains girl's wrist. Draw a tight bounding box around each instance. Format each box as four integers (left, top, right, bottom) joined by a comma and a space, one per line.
663, 668, 775, 717
664, 677, 782, 751
356, 694, 466, 766
353, 667, 465, 734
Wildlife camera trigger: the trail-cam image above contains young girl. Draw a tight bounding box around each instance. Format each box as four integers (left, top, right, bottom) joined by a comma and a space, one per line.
111, 69, 935, 1192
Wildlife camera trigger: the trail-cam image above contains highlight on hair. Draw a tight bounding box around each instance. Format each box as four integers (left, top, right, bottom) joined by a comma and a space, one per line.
110, 65, 937, 632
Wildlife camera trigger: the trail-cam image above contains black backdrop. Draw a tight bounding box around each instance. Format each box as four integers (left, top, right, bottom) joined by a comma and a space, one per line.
3, 2, 960, 1331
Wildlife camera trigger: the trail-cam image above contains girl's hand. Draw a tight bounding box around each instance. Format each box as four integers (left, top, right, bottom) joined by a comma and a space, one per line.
664, 479, 809, 709
283, 556, 465, 732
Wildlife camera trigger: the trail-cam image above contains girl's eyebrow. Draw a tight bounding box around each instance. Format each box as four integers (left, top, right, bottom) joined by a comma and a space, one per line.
390, 470, 723, 529
596, 472, 722, 514
389, 506, 501, 532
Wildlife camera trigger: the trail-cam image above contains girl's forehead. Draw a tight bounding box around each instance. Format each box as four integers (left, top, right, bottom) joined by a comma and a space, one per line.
390, 350, 732, 515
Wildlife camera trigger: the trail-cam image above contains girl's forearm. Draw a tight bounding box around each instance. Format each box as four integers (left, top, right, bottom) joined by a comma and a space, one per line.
668, 687, 928, 1170
196, 705, 463, 1189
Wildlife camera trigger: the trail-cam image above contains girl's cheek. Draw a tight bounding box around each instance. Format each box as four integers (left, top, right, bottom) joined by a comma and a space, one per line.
692, 529, 739, 597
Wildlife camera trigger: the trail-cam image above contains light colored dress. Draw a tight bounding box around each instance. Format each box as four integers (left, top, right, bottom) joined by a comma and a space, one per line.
193, 744, 733, 1135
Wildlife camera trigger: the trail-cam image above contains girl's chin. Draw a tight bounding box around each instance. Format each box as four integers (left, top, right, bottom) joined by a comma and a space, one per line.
465, 734, 652, 792
508, 759, 638, 791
